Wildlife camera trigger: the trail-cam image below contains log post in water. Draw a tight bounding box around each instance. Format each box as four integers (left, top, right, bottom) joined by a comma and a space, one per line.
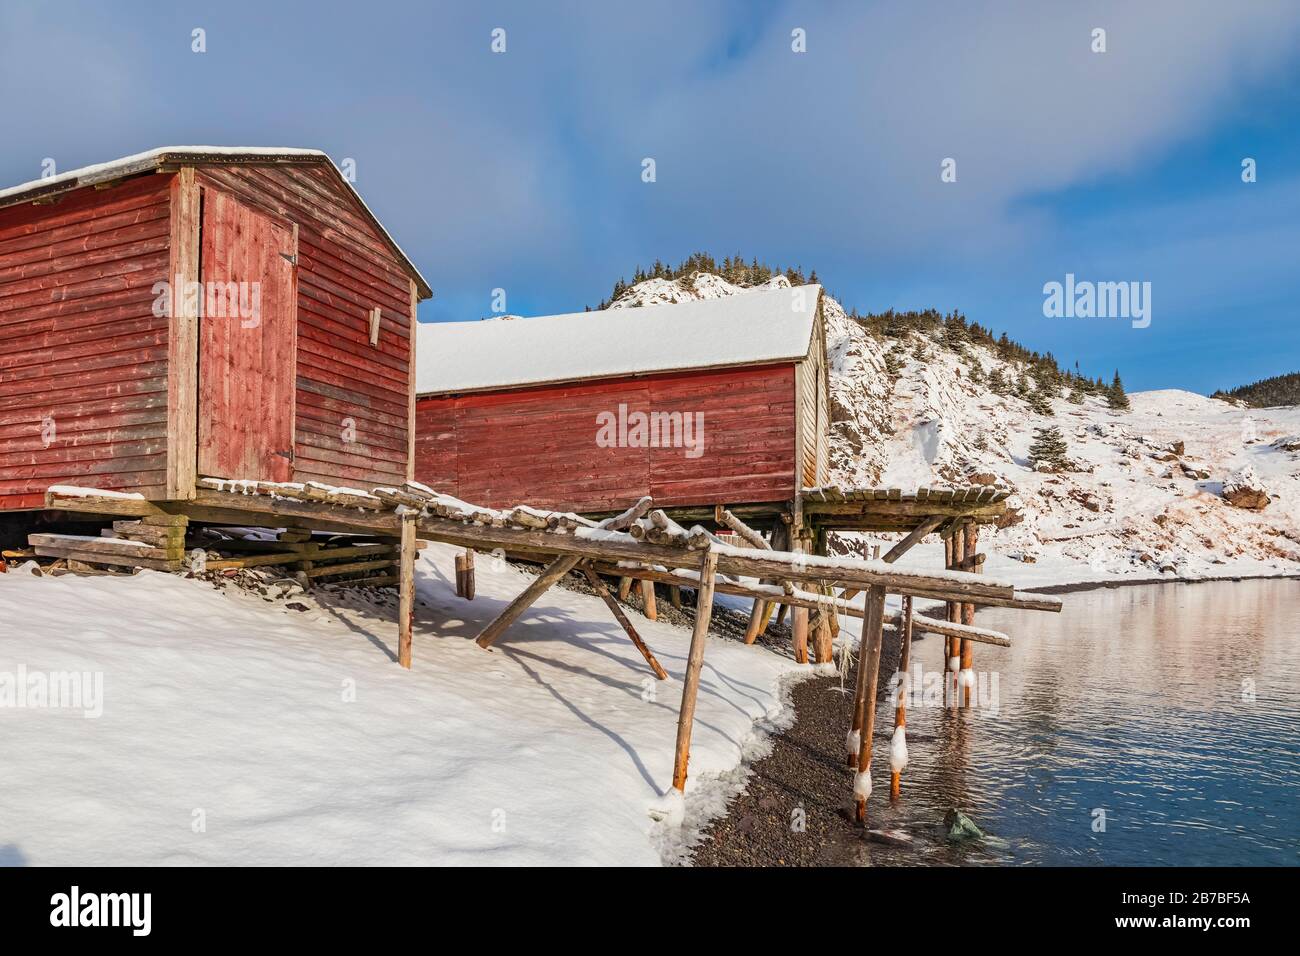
951, 522, 961, 702
961, 521, 980, 706
851, 585, 887, 824
890, 594, 914, 800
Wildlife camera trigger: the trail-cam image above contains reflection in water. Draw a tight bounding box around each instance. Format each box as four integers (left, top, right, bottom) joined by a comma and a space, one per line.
849, 579, 1300, 866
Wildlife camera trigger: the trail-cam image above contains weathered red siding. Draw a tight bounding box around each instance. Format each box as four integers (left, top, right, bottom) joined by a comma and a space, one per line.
414, 363, 797, 513
1, 157, 423, 511
193, 165, 415, 489
0, 176, 174, 510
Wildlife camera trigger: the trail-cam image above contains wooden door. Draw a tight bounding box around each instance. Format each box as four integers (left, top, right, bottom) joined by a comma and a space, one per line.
197, 190, 297, 482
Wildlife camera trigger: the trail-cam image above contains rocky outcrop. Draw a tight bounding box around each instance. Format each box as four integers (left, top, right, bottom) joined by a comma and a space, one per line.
1271, 435, 1300, 453
1221, 465, 1270, 511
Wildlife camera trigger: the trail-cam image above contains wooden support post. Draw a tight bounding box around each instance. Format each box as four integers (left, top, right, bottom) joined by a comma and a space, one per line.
475, 555, 582, 649
743, 598, 768, 645
812, 527, 833, 664
397, 511, 417, 669
890, 594, 914, 800
454, 549, 476, 600
791, 606, 809, 664
851, 585, 887, 823
813, 587, 834, 664
640, 578, 658, 621
669, 585, 682, 610
790, 528, 811, 664
754, 518, 788, 640
618, 576, 633, 601
945, 524, 961, 705
581, 568, 667, 680
961, 522, 979, 706
845, 583, 881, 768
671, 550, 720, 793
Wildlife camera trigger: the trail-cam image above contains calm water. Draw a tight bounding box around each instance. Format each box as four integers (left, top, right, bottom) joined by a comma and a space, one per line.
847, 579, 1300, 866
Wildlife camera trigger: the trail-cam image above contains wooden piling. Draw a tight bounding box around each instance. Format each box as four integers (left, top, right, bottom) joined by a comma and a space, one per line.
671, 549, 720, 792
961, 521, 979, 705
397, 511, 417, 669
851, 585, 887, 823
813, 585, 834, 664
810, 527, 833, 664
743, 597, 769, 644
946, 523, 964, 706
640, 578, 658, 621
454, 549, 476, 599
889, 594, 913, 799
792, 607, 810, 663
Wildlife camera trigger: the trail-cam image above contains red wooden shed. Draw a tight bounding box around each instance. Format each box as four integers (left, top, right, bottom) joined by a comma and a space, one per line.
0, 147, 432, 511
412, 284, 829, 518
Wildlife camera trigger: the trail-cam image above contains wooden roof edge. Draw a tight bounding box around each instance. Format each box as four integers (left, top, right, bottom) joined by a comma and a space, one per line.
0, 148, 433, 300
413, 353, 803, 399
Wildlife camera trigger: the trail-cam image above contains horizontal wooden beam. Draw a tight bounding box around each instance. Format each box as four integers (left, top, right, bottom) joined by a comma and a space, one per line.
711, 548, 1014, 602
803, 500, 1006, 519
44, 488, 1034, 608
583, 563, 1012, 646
906, 587, 1063, 612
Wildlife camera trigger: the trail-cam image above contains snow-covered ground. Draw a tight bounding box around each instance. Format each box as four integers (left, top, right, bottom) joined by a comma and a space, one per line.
0, 543, 799, 866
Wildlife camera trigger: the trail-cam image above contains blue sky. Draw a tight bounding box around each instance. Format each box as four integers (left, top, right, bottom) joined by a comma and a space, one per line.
4, 1, 1299, 394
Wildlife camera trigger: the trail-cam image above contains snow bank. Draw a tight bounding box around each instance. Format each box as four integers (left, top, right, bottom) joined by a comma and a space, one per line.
0, 543, 797, 865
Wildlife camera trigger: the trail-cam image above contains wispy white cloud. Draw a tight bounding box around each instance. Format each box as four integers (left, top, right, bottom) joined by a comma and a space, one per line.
3, 0, 1299, 346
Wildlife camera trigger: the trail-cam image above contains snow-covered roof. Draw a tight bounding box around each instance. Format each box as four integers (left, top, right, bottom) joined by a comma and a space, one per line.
415, 283, 822, 395
0, 146, 431, 299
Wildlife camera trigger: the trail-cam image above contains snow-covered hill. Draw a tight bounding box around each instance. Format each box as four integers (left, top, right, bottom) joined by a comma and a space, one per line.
611, 273, 1300, 585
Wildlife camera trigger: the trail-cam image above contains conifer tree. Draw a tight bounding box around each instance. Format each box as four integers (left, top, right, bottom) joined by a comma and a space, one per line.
1028, 387, 1054, 416
1028, 425, 1069, 469
1108, 370, 1131, 410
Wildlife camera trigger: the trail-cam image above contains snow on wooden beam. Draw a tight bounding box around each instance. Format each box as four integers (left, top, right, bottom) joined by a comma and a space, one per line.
45, 481, 1053, 618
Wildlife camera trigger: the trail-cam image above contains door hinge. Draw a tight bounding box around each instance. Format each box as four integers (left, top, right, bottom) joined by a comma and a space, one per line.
274, 448, 295, 462
280, 252, 297, 265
